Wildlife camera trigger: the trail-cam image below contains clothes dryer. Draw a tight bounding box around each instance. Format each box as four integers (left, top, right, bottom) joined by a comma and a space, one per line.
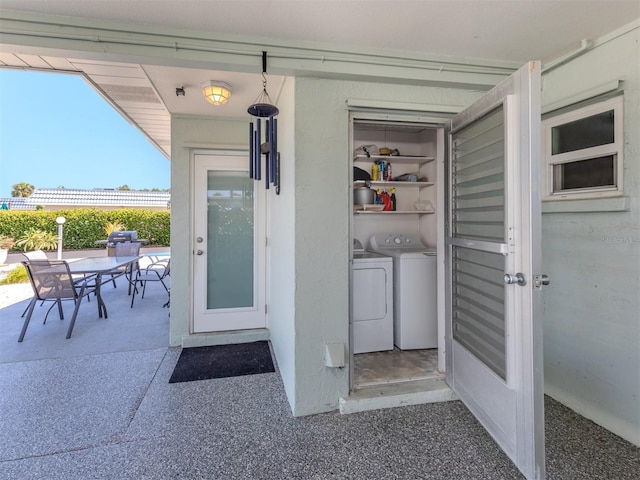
352, 239, 394, 354
369, 233, 437, 350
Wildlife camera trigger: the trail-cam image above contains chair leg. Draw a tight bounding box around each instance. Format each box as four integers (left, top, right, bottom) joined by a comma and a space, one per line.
130, 281, 139, 308
43, 300, 62, 324
66, 285, 89, 339
21, 297, 35, 318
126, 265, 137, 296
18, 297, 38, 342
21, 297, 48, 318
65, 298, 83, 339
163, 288, 170, 309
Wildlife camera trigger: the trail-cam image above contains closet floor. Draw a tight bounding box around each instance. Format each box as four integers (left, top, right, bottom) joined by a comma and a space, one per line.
354, 347, 443, 387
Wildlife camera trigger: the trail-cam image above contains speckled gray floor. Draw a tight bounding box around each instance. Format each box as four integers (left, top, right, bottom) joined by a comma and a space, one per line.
1, 285, 638, 479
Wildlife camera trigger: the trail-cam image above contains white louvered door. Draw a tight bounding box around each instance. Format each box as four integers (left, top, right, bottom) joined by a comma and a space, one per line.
445, 62, 545, 480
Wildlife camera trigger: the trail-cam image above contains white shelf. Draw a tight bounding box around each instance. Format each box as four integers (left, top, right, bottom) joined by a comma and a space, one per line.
354, 210, 435, 215
353, 154, 434, 165
354, 180, 434, 189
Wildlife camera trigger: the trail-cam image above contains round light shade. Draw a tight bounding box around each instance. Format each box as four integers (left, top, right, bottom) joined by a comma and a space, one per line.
202, 81, 232, 105
56, 216, 66, 225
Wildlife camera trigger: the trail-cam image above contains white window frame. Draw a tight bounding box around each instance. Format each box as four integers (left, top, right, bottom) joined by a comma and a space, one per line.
542, 95, 623, 201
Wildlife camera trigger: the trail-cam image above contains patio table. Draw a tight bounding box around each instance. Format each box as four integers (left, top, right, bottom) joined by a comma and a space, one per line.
66, 256, 141, 318
94, 239, 149, 245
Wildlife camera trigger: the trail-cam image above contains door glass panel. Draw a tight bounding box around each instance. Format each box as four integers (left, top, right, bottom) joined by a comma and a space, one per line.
452, 246, 506, 379
207, 171, 254, 310
451, 107, 505, 242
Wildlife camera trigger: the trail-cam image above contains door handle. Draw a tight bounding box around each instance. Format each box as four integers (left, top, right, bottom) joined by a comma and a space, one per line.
504, 272, 526, 286
195, 249, 204, 256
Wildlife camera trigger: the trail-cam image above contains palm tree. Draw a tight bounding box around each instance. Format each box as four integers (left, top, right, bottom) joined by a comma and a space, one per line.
11, 182, 35, 197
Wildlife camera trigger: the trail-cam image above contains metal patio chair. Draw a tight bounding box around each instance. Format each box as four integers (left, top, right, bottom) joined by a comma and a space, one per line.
130, 257, 170, 308
106, 241, 141, 293
21, 250, 96, 319
20, 250, 52, 317
19, 259, 98, 341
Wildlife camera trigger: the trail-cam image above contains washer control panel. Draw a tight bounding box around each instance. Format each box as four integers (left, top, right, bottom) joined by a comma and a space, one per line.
370, 233, 426, 251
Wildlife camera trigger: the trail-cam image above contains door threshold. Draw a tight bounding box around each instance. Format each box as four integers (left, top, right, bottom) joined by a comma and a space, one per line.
182, 328, 270, 348
355, 371, 443, 388
339, 377, 457, 415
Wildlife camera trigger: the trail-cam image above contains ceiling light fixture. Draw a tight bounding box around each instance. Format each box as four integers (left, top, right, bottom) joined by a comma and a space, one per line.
202, 81, 232, 105
248, 51, 280, 194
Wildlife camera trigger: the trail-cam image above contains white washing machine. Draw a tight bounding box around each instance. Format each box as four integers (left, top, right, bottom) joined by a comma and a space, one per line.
352, 239, 394, 354
369, 233, 437, 350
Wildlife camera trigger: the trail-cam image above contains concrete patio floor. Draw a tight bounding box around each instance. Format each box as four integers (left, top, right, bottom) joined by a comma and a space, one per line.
0, 254, 638, 479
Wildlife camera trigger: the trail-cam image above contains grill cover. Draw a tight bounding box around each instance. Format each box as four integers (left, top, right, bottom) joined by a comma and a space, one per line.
107, 231, 138, 244
107, 231, 139, 256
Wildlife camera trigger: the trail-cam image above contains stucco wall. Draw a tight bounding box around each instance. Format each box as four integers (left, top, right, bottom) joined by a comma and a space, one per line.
540, 23, 639, 445
267, 77, 297, 407
291, 78, 481, 415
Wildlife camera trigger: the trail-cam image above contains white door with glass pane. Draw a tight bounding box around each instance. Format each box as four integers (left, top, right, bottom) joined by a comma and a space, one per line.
193, 153, 266, 332
446, 62, 546, 480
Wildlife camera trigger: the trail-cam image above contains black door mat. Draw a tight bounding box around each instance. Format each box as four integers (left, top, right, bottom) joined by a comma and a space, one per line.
169, 341, 275, 384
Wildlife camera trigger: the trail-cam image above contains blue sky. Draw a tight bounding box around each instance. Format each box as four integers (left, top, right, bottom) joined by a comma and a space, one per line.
0, 70, 170, 197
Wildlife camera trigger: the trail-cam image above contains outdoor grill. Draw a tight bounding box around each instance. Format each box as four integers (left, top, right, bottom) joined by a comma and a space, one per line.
106, 231, 140, 256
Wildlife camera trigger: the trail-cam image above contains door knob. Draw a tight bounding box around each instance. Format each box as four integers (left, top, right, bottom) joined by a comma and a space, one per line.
196, 249, 204, 256
504, 272, 526, 286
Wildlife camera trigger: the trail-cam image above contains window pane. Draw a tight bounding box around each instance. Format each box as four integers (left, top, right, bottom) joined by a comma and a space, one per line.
207, 171, 254, 309
554, 155, 615, 191
552, 110, 614, 154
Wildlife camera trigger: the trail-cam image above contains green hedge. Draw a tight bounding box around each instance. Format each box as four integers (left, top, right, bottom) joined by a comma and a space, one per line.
0, 209, 170, 251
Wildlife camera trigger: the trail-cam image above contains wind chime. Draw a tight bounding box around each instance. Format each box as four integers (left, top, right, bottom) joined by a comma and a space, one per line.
248, 51, 280, 194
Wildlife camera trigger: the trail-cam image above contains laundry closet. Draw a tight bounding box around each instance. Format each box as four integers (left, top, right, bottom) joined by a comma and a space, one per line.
349, 112, 448, 389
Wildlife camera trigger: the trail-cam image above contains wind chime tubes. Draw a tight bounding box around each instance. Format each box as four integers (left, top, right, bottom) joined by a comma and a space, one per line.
248, 51, 279, 193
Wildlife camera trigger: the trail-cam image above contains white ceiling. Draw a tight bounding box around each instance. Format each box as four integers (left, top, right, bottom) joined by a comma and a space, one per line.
2, 0, 638, 63
1, 0, 638, 157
